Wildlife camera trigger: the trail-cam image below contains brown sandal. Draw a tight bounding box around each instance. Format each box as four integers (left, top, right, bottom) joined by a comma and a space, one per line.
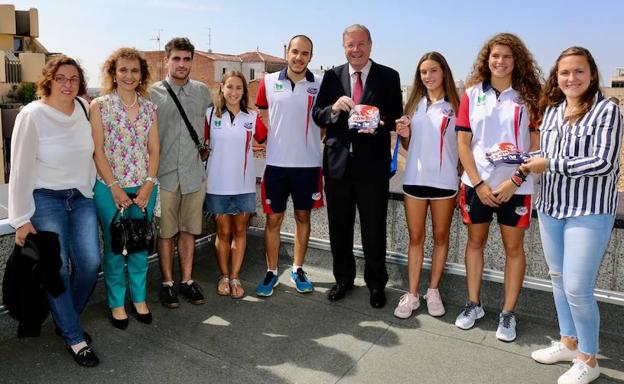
230, 279, 245, 299
217, 276, 230, 296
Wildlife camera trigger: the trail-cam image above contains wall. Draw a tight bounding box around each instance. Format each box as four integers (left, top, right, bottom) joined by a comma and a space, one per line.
18, 52, 44, 82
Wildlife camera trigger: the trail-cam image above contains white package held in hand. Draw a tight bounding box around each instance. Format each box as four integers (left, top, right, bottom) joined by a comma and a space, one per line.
348, 105, 380, 130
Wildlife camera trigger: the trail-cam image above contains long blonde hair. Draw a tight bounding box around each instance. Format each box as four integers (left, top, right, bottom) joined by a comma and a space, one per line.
214, 70, 249, 118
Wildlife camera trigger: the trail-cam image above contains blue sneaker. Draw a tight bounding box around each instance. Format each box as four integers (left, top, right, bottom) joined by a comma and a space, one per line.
291, 268, 313, 293
255, 271, 279, 297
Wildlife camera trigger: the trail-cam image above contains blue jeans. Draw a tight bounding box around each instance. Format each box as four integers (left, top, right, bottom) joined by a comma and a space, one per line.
30, 189, 101, 345
537, 212, 615, 355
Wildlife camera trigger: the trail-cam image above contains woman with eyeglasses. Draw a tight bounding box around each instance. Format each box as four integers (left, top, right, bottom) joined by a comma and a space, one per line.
9, 55, 101, 367
91, 48, 159, 329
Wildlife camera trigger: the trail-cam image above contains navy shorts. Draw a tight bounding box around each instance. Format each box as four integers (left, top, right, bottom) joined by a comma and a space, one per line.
260, 165, 324, 214
459, 184, 532, 228
204, 193, 256, 215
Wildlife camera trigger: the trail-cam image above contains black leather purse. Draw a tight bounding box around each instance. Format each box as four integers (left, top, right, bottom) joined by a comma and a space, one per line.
110, 197, 154, 256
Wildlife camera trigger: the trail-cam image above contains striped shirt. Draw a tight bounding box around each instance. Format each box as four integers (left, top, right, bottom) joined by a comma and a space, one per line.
536, 93, 623, 218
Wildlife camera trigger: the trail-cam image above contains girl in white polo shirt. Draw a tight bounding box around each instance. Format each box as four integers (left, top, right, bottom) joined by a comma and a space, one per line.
393, 52, 460, 319
204, 70, 267, 299
454, 33, 542, 342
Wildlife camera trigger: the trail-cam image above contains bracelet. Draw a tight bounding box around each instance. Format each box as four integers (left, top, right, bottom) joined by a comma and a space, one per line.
145, 176, 158, 184
514, 169, 527, 182
510, 176, 522, 187
473, 180, 485, 189
107, 180, 119, 188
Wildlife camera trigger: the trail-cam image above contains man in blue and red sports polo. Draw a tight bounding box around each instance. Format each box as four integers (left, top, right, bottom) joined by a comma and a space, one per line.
254, 35, 323, 296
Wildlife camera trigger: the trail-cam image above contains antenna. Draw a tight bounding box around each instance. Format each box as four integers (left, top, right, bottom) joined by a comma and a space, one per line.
150, 29, 164, 80
150, 29, 163, 51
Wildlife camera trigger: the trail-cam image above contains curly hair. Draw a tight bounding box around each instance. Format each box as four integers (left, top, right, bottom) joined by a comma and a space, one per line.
36, 55, 87, 98
101, 47, 151, 97
214, 71, 249, 118
404, 51, 460, 117
539, 47, 600, 123
466, 33, 543, 123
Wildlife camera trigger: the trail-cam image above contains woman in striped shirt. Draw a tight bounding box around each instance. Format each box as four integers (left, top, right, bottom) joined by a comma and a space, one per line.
522, 47, 622, 384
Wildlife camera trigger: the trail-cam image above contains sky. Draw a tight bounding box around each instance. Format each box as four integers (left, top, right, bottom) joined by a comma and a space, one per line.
11, 0, 623, 87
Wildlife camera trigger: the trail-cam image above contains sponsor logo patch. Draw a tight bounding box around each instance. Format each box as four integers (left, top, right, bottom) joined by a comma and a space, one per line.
214, 119, 222, 128
442, 108, 454, 117
515, 206, 529, 216
307, 87, 318, 95
476, 93, 486, 106
465, 205, 471, 213
275, 83, 284, 91
265, 199, 271, 205
513, 96, 524, 105
311, 192, 321, 201
244, 122, 253, 129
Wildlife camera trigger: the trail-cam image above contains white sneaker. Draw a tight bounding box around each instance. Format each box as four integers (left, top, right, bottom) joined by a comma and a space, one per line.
557, 359, 600, 384
424, 288, 445, 317
455, 301, 485, 330
531, 341, 578, 364
496, 311, 517, 342
393, 293, 420, 319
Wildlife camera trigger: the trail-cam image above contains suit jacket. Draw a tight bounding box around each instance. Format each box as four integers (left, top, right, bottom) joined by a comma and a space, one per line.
313, 60, 403, 181
2, 231, 64, 337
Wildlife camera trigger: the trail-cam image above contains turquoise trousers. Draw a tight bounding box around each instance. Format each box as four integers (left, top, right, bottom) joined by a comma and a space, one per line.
93, 180, 157, 308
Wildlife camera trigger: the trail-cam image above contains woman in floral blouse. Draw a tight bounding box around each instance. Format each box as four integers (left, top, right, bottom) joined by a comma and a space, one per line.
91, 47, 159, 329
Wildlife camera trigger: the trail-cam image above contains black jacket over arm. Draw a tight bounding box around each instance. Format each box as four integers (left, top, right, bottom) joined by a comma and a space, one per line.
313, 60, 403, 181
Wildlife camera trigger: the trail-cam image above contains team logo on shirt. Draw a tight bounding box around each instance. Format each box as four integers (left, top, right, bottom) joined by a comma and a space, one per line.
515, 206, 529, 216
513, 96, 524, 105
464, 204, 471, 213
307, 87, 318, 95
476, 93, 487, 106
275, 82, 285, 92
244, 122, 253, 130
214, 119, 222, 128
311, 192, 321, 201
442, 108, 454, 117
265, 198, 272, 205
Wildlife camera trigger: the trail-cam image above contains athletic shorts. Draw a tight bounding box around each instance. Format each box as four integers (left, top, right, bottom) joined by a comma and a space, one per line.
459, 183, 532, 228
159, 181, 206, 238
260, 165, 324, 214
204, 193, 256, 215
403, 185, 457, 200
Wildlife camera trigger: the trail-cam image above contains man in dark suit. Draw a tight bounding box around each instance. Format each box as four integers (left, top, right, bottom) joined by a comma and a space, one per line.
312, 24, 403, 308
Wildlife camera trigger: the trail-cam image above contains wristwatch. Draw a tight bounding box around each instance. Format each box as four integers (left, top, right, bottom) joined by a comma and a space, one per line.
145, 176, 158, 184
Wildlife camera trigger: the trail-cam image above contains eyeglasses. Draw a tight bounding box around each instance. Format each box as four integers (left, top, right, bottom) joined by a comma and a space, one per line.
54, 75, 81, 86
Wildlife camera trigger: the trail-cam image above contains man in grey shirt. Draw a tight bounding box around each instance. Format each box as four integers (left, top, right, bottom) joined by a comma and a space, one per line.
149, 37, 212, 308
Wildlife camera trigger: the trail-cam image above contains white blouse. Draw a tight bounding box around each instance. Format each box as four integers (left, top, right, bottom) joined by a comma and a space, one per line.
8, 98, 96, 228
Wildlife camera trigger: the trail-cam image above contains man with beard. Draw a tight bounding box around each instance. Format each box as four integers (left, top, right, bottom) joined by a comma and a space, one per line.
149, 37, 212, 308
254, 35, 324, 297
312, 24, 403, 308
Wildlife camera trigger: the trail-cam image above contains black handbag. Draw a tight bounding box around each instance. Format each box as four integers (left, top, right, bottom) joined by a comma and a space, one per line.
110, 199, 154, 256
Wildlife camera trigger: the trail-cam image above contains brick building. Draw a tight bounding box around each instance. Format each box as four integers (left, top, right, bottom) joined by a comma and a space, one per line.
142, 49, 286, 103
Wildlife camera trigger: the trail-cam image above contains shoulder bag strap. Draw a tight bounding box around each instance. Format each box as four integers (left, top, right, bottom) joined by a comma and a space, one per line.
162, 80, 202, 148
75, 97, 89, 121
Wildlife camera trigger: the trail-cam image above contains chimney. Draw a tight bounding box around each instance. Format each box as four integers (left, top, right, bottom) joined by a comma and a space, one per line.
283, 44, 287, 60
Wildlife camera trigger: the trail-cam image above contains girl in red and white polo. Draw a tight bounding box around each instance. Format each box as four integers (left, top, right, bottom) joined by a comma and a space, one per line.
393, 52, 460, 319
454, 33, 542, 342
204, 71, 267, 299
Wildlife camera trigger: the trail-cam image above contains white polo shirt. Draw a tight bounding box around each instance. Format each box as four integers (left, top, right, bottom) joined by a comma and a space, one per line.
255, 69, 322, 168
205, 107, 267, 195
403, 96, 458, 190
456, 81, 535, 195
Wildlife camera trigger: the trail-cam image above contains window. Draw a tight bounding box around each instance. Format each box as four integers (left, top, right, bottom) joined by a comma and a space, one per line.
13, 37, 24, 51
250, 68, 255, 80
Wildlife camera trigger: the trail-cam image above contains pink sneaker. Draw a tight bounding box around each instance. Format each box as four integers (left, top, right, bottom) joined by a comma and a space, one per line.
424, 288, 445, 317
393, 293, 420, 319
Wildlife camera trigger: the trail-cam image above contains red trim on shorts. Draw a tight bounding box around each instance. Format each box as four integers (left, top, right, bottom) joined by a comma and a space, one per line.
517, 194, 532, 228
459, 183, 471, 224
312, 167, 325, 209
260, 177, 274, 215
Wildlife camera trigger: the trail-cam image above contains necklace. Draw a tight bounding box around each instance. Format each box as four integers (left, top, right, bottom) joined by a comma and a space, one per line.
118, 92, 138, 109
